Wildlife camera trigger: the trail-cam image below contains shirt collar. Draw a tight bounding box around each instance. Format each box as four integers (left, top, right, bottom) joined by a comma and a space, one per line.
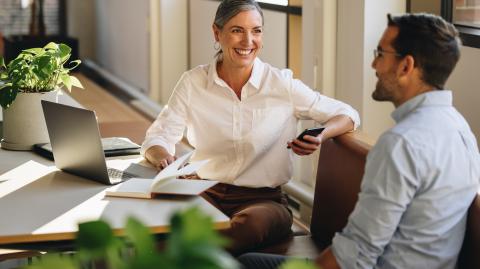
206, 57, 264, 91
249, 58, 263, 90
391, 90, 453, 123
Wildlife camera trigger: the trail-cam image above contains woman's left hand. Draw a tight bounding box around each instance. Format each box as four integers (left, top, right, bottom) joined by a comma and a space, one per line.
287, 133, 323, 156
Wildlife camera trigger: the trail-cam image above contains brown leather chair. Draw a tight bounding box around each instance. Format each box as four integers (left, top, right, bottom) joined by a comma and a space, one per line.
457, 193, 480, 269
258, 132, 372, 257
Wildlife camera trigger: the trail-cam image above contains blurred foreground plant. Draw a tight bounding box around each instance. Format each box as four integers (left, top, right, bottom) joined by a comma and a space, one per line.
24, 207, 319, 269
24, 207, 239, 269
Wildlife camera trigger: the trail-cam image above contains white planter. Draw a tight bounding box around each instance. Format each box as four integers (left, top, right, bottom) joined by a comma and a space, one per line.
1, 90, 59, 150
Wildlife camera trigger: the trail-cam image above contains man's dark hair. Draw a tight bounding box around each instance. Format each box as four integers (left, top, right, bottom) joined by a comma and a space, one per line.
387, 13, 461, 89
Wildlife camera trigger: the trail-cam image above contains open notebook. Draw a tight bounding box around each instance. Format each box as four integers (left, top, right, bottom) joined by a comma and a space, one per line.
105, 151, 217, 198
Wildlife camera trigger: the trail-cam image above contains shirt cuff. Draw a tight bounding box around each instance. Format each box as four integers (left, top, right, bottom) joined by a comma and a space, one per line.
140, 138, 175, 156
331, 232, 360, 269
339, 108, 360, 131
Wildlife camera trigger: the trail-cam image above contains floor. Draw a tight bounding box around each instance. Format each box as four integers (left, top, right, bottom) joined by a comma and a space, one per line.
68, 73, 153, 145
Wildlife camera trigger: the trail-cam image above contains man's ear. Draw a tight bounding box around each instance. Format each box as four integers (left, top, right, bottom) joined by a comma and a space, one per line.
397, 55, 415, 78
212, 24, 220, 42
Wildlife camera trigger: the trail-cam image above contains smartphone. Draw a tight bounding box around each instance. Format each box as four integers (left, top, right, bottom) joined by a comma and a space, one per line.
297, 127, 325, 143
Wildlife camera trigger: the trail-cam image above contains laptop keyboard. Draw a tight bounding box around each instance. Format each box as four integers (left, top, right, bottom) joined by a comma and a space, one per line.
107, 168, 136, 181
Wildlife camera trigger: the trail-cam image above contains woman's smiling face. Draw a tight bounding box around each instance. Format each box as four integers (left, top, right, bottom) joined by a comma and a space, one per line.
213, 9, 263, 69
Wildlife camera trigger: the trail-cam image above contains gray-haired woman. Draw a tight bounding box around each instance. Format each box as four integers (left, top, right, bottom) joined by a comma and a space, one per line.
142, 0, 359, 255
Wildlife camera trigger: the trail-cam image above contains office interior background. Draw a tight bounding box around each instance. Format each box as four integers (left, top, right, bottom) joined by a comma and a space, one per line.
1, 0, 479, 222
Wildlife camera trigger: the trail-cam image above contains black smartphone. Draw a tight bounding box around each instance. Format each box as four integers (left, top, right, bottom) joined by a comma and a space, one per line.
297, 127, 325, 143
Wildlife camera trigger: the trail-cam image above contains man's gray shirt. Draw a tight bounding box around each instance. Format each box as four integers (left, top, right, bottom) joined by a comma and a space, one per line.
332, 90, 480, 269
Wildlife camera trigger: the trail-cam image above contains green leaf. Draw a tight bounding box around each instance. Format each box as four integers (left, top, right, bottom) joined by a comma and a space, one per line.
76, 220, 114, 254
125, 217, 156, 257
67, 60, 82, 71
36, 56, 53, 80
70, 75, 84, 89
22, 47, 43, 55
0, 85, 18, 109
180, 245, 240, 269
165, 207, 237, 269
0, 72, 8, 80
280, 259, 319, 269
44, 42, 58, 50
0, 82, 12, 90
60, 73, 72, 91
25, 254, 78, 269
59, 43, 72, 62
0, 56, 5, 69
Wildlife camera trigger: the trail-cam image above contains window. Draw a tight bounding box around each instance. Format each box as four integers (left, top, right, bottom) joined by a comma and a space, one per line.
0, 0, 64, 36
408, 0, 480, 48
452, 0, 480, 28
257, 0, 288, 6
445, 0, 480, 48
255, 0, 302, 78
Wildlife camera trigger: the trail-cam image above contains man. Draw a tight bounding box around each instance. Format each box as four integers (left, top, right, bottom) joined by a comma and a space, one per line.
239, 13, 480, 269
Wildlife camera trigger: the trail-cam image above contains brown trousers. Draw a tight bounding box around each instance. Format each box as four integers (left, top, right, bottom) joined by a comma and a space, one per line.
201, 183, 293, 255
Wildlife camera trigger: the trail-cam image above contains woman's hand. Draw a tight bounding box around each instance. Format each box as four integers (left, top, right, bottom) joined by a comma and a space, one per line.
287, 132, 323, 156
288, 115, 355, 156
145, 145, 176, 170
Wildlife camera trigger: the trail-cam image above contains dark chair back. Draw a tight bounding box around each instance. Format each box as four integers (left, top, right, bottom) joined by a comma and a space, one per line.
458, 194, 480, 269
310, 133, 372, 248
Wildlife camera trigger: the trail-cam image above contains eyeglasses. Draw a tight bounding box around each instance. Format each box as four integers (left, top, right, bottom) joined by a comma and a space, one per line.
373, 48, 402, 59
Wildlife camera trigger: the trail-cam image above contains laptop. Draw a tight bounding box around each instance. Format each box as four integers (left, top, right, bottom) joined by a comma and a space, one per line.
41, 100, 141, 185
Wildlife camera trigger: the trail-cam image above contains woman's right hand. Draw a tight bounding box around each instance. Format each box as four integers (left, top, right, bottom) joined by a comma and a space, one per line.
145, 145, 176, 170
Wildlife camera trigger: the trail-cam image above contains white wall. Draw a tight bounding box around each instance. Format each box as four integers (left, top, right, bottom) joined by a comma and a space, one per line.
189, 0, 219, 68
95, 0, 149, 93
67, 0, 95, 60
261, 10, 287, 68
302, 0, 336, 96
336, 0, 405, 140
189, 0, 287, 70
362, 0, 405, 139
292, 0, 337, 188
447, 46, 480, 142
156, 0, 188, 103
336, 0, 365, 113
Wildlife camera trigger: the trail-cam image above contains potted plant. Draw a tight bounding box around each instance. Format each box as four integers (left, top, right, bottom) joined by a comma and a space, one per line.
0, 42, 83, 150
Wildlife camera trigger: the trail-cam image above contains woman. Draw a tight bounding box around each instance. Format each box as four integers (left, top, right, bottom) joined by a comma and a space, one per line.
142, 0, 360, 255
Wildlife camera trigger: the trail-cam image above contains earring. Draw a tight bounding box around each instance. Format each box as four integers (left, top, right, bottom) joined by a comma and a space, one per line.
214, 41, 220, 50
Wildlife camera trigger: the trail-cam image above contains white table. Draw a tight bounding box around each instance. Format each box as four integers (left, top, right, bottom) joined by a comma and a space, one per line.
0, 149, 229, 245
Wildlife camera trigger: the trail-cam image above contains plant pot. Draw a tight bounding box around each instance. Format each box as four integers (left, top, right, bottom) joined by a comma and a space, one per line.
1, 90, 59, 150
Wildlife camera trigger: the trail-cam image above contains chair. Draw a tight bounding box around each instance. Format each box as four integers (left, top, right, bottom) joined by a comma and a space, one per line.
258, 131, 372, 257
457, 193, 480, 269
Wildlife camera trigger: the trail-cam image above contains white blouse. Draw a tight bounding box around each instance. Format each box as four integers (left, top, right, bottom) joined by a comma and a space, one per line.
142, 58, 360, 188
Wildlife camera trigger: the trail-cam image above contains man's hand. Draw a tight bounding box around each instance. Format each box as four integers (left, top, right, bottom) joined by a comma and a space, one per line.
315, 247, 341, 269
287, 132, 323, 156
145, 145, 176, 170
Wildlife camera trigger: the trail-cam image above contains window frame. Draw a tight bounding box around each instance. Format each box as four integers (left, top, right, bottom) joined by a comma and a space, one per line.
256, 2, 301, 15
441, 0, 480, 48
407, 0, 480, 48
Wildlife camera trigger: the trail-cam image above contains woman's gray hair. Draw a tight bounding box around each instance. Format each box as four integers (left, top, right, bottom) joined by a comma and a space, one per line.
214, 0, 264, 57
214, 0, 264, 30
